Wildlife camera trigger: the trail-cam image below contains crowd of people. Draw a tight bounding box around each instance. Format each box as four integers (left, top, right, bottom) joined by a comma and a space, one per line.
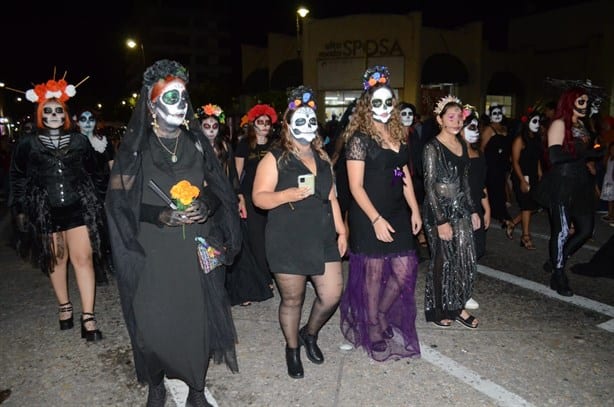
2, 60, 612, 405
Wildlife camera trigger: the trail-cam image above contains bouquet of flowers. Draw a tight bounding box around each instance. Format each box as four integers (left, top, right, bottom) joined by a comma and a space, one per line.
170, 180, 200, 239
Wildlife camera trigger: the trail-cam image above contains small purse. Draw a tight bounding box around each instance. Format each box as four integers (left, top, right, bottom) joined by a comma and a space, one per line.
195, 236, 223, 274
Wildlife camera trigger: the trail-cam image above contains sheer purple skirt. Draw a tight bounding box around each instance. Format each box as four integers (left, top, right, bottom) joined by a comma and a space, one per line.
340, 250, 421, 362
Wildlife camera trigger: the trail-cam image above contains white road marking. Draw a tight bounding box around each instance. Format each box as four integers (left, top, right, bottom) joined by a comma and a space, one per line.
420, 346, 535, 407
477, 264, 614, 332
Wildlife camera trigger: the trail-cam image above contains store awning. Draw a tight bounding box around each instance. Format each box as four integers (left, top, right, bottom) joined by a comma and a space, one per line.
487, 71, 523, 95
242, 68, 269, 93
270, 59, 303, 91
421, 53, 469, 85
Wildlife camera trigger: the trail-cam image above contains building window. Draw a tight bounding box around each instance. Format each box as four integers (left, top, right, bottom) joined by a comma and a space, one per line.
485, 95, 514, 118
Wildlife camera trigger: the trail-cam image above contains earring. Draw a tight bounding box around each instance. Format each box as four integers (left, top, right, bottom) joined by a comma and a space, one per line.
183, 118, 190, 129
151, 112, 159, 129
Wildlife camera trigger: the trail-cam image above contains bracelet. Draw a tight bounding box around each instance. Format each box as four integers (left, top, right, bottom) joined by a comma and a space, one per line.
371, 215, 382, 225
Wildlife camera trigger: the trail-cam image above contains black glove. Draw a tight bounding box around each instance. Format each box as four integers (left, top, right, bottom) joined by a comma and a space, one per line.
158, 207, 188, 227
185, 199, 210, 224
15, 213, 29, 233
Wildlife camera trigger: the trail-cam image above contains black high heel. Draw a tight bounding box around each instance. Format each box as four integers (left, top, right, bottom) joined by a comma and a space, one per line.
186, 387, 212, 407
378, 311, 394, 339
58, 301, 73, 330
81, 312, 103, 342
299, 326, 324, 364
550, 269, 573, 297
285, 346, 304, 379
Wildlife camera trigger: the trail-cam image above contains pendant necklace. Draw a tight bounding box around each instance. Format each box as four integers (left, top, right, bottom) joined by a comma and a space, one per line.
155, 132, 180, 162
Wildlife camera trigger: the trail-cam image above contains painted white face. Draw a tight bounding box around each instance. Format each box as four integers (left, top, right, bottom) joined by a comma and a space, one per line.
400, 107, 414, 127
42, 100, 66, 130
463, 118, 480, 143
590, 98, 601, 117
289, 106, 317, 144
201, 117, 219, 141
370, 87, 393, 123
574, 95, 589, 117
77, 111, 96, 137
254, 115, 272, 136
528, 115, 541, 133
490, 107, 503, 123
152, 81, 188, 127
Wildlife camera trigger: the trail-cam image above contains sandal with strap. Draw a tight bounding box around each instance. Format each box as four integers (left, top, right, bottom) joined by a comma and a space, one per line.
504, 221, 515, 240
520, 234, 536, 250
58, 301, 74, 330
456, 312, 479, 329
81, 312, 103, 342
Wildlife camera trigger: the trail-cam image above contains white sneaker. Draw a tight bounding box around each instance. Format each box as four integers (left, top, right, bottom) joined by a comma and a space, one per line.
465, 298, 479, 310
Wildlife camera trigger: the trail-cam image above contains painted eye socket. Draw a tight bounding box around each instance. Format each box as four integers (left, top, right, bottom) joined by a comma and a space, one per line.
576, 98, 587, 106
256, 119, 271, 126
372, 98, 393, 108
43, 107, 64, 114
466, 124, 478, 131
79, 116, 95, 122
161, 89, 180, 104
203, 123, 219, 130
294, 118, 306, 126
401, 111, 413, 117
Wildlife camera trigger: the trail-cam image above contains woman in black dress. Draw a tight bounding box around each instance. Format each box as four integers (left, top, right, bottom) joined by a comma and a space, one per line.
252, 86, 347, 379
510, 109, 543, 250
339, 66, 422, 362
106, 60, 241, 406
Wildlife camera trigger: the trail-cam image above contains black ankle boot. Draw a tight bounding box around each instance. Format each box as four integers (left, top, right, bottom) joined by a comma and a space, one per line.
299, 326, 324, 364
550, 268, 573, 297
146, 380, 166, 407
81, 312, 103, 341
58, 301, 73, 330
186, 387, 212, 407
285, 346, 304, 379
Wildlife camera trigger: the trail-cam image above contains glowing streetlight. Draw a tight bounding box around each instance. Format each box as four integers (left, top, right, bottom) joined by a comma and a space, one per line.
296, 7, 310, 58
126, 38, 146, 65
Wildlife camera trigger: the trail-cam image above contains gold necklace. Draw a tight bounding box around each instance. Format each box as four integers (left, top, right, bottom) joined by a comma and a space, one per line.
155, 133, 180, 162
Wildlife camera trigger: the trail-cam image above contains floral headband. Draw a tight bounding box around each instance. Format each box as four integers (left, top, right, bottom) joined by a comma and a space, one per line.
520, 106, 542, 123
287, 85, 316, 111
433, 95, 462, 115
362, 65, 390, 90
196, 103, 226, 124
247, 104, 278, 124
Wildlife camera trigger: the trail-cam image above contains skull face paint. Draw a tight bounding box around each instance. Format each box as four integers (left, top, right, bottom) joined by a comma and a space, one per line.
489, 107, 503, 123
77, 111, 96, 137
528, 115, 541, 133
400, 107, 414, 127
462, 118, 480, 143
152, 81, 188, 127
42, 100, 66, 130
254, 115, 272, 136
573, 95, 589, 116
590, 97, 602, 117
289, 106, 317, 144
201, 117, 219, 141
370, 87, 393, 123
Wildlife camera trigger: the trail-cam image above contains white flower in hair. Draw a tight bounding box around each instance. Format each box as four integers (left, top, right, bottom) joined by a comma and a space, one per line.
433, 95, 462, 115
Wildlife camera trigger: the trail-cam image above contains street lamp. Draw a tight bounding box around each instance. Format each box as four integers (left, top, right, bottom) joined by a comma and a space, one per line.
126, 38, 146, 65
296, 7, 310, 58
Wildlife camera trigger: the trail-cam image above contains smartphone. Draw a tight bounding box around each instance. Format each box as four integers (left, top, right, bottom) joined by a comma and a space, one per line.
297, 173, 315, 195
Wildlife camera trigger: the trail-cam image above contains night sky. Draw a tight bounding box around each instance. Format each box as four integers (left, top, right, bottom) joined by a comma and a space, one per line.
0, 0, 589, 121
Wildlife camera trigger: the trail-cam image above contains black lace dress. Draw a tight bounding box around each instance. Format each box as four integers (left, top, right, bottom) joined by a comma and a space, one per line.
422, 136, 477, 322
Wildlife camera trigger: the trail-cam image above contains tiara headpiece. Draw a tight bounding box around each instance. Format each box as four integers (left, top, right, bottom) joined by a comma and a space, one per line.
247, 104, 278, 124
287, 85, 316, 111
197, 103, 225, 124
362, 65, 390, 90
433, 95, 462, 115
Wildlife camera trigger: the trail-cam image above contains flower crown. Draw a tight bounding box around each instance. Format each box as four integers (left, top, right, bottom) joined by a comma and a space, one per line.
197, 103, 226, 124
287, 85, 316, 111
520, 106, 542, 123
143, 59, 189, 88
433, 95, 462, 115
362, 65, 390, 90
240, 114, 249, 127
462, 104, 479, 121
25, 79, 77, 103
247, 104, 278, 124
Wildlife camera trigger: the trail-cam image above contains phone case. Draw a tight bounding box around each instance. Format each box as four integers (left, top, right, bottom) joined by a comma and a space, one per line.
298, 174, 315, 195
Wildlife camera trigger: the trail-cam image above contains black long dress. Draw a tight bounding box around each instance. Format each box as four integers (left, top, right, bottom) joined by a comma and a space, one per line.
484, 128, 512, 222
422, 136, 477, 322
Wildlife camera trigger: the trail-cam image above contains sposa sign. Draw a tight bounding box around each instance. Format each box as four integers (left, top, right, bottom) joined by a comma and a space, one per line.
319, 39, 403, 58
